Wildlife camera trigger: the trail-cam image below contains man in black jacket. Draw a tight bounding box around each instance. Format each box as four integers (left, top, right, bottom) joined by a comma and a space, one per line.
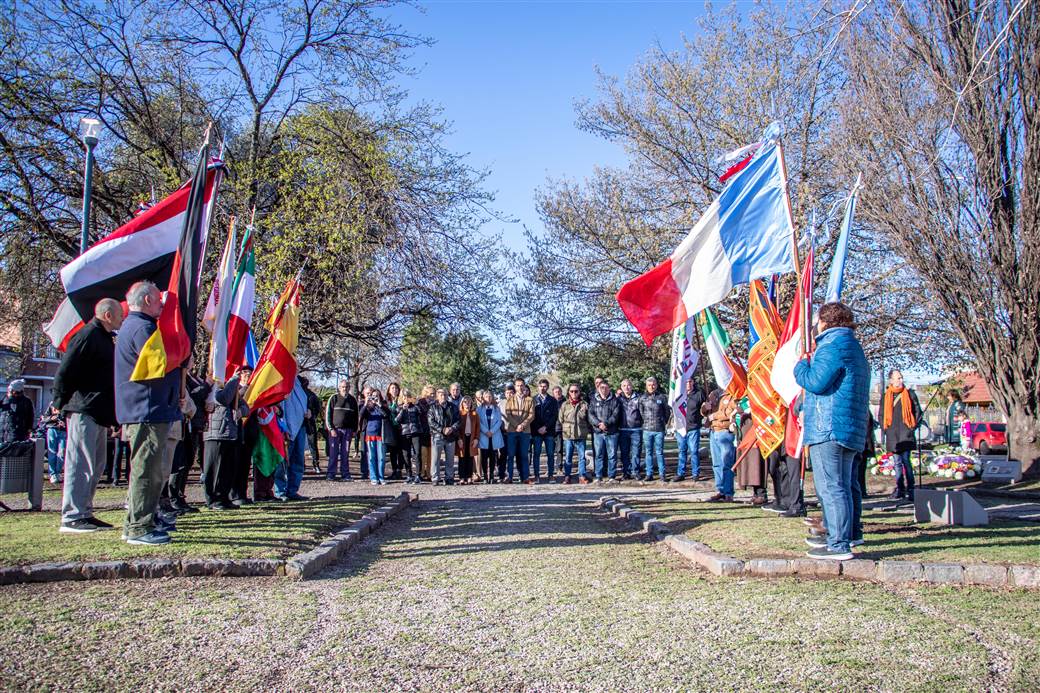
531, 379, 560, 482
675, 379, 706, 482
0, 379, 34, 443
617, 379, 643, 480
637, 377, 671, 483
325, 379, 358, 481
52, 298, 122, 534
166, 361, 211, 512
587, 379, 621, 483
301, 376, 322, 473
428, 388, 460, 485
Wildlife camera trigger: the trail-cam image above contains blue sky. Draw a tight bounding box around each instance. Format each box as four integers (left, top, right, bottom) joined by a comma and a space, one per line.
393, 1, 710, 251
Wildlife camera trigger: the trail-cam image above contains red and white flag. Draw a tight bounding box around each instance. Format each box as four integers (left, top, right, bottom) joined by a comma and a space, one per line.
43, 162, 223, 349
769, 246, 815, 406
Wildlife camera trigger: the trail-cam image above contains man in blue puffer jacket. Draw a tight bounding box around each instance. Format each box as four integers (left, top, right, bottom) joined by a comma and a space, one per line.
794, 302, 870, 561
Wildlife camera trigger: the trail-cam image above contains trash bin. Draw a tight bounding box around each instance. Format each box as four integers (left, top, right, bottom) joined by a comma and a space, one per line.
0, 440, 36, 494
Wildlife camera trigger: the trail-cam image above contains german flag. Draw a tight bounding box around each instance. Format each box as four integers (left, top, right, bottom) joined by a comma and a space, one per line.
244, 275, 300, 410
130, 131, 212, 381
747, 279, 786, 456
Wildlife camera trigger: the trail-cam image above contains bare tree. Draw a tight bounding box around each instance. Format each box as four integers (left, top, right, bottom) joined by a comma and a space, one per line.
514, 2, 961, 374
839, 0, 1039, 472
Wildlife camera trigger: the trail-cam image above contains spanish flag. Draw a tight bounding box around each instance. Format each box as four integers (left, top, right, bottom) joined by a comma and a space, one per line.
244, 275, 300, 410
130, 131, 213, 381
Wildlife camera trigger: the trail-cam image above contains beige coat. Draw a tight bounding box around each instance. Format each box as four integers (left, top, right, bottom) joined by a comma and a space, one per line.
503, 394, 534, 433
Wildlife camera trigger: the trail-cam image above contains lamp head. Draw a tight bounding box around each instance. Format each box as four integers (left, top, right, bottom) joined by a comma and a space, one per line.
79, 117, 102, 146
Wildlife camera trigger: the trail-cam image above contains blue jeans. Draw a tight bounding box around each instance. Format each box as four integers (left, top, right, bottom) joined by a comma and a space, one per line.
676, 428, 701, 477
505, 432, 531, 481
563, 439, 587, 478
618, 428, 641, 477
812, 441, 856, 553
532, 434, 556, 478
642, 430, 665, 478
592, 432, 618, 479
274, 431, 307, 498
366, 439, 385, 482
46, 428, 66, 478
851, 453, 864, 542
895, 449, 915, 496
709, 430, 736, 495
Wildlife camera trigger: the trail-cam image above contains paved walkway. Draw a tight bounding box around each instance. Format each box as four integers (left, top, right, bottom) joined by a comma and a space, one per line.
1, 483, 1038, 690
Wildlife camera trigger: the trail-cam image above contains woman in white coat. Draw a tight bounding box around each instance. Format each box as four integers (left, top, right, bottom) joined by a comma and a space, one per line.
478, 390, 505, 483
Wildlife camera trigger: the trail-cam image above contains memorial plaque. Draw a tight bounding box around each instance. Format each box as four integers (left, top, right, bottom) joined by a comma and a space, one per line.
981, 458, 1022, 484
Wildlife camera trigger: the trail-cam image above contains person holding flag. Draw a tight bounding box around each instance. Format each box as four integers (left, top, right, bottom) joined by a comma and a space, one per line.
114, 282, 181, 545
794, 302, 870, 561
114, 128, 214, 545
203, 366, 252, 509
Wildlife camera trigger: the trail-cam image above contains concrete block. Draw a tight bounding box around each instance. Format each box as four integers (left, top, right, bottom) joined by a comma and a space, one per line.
24, 562, 84, 583
180, 558, 236, 577
644, 520, 669, 538
0, 566, 28, 585
877, 560, 924, 584
703, 555, 745, 577
1009, 564, 1040, 589
748, 558, 795, 577
791, 558, 841, 576
963, 563, 1008, 587
922, 563, 965, 585
80, 561, 130, 580
228, 559, 283, 577
128, 559, 178, 579
914, 489, 988, 527
840, 559, 878, 581
981, 458, 1022, 484
285, 559, 306, 579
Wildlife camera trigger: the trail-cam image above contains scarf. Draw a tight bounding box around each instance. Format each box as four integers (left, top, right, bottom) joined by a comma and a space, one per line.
883, 386, 916, 429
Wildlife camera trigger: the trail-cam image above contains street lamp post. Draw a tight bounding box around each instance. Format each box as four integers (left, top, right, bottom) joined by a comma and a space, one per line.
78, 117, 102, 254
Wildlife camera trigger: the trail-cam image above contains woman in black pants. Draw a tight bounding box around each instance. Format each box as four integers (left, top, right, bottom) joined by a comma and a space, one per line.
395, 390, 424, 483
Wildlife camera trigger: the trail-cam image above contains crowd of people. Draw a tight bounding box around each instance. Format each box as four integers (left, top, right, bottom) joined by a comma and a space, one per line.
316, 375, 703, 488
2, 293, 933, 560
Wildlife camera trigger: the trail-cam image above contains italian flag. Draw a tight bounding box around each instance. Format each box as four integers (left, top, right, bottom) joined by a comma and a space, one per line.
700, 308, 747, 399
224, 227, 256, 382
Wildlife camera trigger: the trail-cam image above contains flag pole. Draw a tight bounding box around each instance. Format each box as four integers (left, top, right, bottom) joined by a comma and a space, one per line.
776, 138, 812, 498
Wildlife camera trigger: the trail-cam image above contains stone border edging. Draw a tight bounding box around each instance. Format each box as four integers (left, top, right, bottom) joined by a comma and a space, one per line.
597, 496, 1040, 590
0, 493, 416, 586
285, 492, 415, 579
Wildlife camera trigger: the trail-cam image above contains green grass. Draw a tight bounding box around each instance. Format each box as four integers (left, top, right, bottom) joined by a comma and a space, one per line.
0, 495, 380, 565
626, 497, 1040, 565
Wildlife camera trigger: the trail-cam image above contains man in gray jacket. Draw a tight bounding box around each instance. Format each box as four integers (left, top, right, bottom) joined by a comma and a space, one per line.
114, 282, 181, 546
203, 367, 251, 510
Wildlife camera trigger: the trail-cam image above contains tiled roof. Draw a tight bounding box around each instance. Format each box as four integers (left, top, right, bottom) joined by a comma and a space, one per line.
953, 371, 993, 404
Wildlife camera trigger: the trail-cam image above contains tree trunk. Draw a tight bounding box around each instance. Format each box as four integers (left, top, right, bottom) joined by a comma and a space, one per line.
1007, 410, 1040, 478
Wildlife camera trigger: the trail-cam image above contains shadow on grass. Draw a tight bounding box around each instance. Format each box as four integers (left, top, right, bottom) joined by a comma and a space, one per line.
309, 492, 648, 580
621, 495, 1040, 564
0, 495, 385, 564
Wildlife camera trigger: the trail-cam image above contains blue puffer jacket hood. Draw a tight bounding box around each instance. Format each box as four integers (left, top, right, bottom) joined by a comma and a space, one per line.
793, 327, 870, 450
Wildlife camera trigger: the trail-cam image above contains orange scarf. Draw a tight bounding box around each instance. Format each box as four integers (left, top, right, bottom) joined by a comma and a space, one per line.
883, 386, 916, 429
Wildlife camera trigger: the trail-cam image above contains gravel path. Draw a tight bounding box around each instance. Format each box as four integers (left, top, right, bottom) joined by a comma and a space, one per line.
2, 482, 1036, 691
